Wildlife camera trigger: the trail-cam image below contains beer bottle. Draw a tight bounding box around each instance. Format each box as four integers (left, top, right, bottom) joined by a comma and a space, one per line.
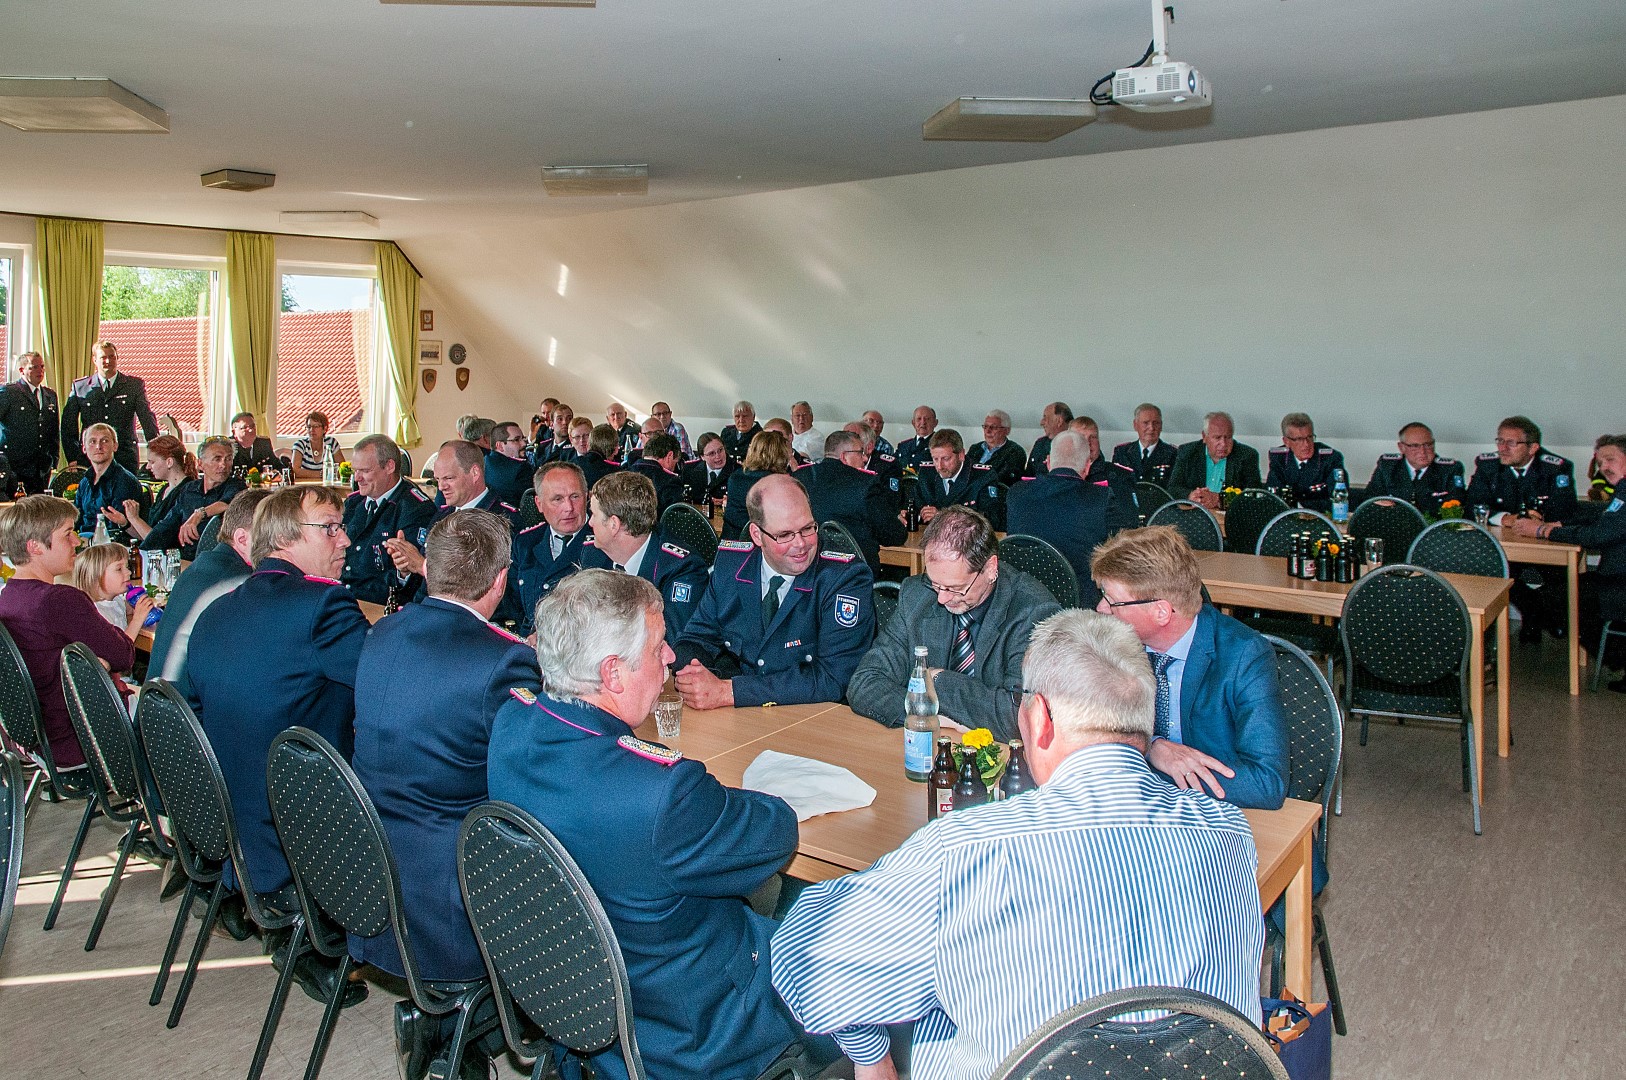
928, 738, 957, 820
1315, 540, 1334, 581
1287, 534, 1302, 578
952, 749, 988, 811
999, 739, 1034, 800
12, 481, 24, 501
383, 582, 402, 616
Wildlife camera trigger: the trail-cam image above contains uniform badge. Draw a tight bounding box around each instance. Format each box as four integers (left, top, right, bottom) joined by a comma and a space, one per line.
1608, 499, 1623, 514
509, 687, 538, 705
888, 477, 899, 491
834, 593, 861, 627
671, 582, 691, 603
1555, 475, 1570, 488
617, 735, 683, 765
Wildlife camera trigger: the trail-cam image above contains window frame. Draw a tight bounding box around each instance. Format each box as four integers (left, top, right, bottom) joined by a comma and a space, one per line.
0, 243, 34, 360
275, 261, 382, 443
99, 250, 227, 440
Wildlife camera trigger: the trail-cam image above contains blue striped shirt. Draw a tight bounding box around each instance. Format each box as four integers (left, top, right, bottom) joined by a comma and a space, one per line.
770, 742, 1263, 1080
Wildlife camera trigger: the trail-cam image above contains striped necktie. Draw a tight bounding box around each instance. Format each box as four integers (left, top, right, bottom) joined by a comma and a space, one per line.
951, 612, 976, 675
1150, 652, 1174, 738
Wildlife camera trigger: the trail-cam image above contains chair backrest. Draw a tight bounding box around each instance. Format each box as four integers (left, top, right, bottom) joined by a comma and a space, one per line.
1224, 489, 1290, 555
1339, 565, 1471, 689
50, 465, 86, 497
196, 513, 224, 553
1145, 500, 1224, 552
459, 802, 643, 1078
1256, 509, 1342, 558
0, 623, 53, 777
518, 494, 545, 530
1407, 520, 1508, 578
658, 502, 719, 567
989, 987, 1289, 1080
59, 644, 146, 821
818, 520, 862, 561
0, 750, 22, 957
1263, 636, 1343, 841
1134, 482, 1173, 522
872, 581, 901, 635
1348, 498, 1427, 564
135, 681, 233, 872
998, 534, 1080, 607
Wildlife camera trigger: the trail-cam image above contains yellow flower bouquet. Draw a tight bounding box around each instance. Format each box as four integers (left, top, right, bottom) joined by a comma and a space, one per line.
954, 727, 1008, 791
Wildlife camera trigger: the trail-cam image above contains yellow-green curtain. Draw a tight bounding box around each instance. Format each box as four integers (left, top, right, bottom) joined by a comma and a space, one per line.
225, 231, 277, 431
35, 217, 104, 467
375, 241, 421, 447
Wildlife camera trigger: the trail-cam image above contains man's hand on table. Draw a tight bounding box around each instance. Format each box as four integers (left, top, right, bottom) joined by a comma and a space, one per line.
1148, 737, 1234, 799
855, 1060, 900, 1080
1189, 489, 1220, 510
673, 659, 735, 710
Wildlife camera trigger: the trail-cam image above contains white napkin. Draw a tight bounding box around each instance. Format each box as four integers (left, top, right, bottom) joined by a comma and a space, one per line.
742, 749, 877, 822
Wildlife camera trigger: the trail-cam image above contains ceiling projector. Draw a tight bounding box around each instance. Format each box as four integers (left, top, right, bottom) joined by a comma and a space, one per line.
1111, 60, 1211, 112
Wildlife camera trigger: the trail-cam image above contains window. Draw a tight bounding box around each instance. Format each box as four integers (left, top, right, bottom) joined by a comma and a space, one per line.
0, 254, 11, 361
99, 260, 221, 440
276, 271, 376, 439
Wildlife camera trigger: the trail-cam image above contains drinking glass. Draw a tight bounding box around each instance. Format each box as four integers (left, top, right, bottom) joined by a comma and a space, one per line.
1363, 536, 1384, 571
654, 694, 683, 741
1473, 505, 1491, 527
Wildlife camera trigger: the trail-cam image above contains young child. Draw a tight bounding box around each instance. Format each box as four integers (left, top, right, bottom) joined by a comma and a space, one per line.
73, 543, 141, 628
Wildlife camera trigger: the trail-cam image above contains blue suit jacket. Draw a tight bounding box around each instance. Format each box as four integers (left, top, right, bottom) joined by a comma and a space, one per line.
672, 543, 875, 706
186, 557, 369, 896
488, 691, 798, 1080
580, 527, 710, 647
510, 523, 589, 634
349, 598, 540, 980
1167, 605, 1289, 811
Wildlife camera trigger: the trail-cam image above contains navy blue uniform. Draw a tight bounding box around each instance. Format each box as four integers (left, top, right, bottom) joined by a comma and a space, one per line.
794, 458, 906, 572
487, 690, 799, 1080
510, 523, 589, 633
61, 372, 159, 473
73, 461, 147, 541
575, 451, 621, 490
612, 420, 642, 462
1084, 456, 1142, 534
483, 449, 534, 507
1024, 435, 1052, 478
862, 450, 903, 488
1465, 451, 1578, 522
969, 440, 1027, 487
230, 437, 281, 480
350, 598, 540, 981
912, 459, 1006, 530
895, 435, 934, 476
186, 558, 369, 897
630, 458, 686, 515
417, 492, 525, 627
1111, 439, 1179, 488
1005, 468, 1111, 606
673, 542, 875, 706
1266, 443, 1347, 512
682, 457, 737, 506
0, 379, 60, 493
581, 528, 710, 646
1363, 454, 1466, 516
720, 423, 762, 465
147, 544, 252, 699
340, 479, 438, 604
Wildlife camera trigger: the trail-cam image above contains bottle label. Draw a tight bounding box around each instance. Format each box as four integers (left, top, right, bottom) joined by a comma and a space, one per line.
903, 728, 934, 773
907, 676, 926, 694
934, 786, 955, 815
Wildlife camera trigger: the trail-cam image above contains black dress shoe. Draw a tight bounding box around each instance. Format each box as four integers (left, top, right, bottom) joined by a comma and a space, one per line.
130, 835, 168, 865
396, 1001, 436, 1080
215, 894, 258, 942
272, 943, 369, 1007
159, 864, 189, 901
1519, 624, 1542, 645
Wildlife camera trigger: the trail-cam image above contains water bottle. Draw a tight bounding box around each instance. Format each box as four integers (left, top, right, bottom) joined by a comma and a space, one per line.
903, 645, 938, 781
1330, 468, 1349, 524
92, 514, 111, 546
322, 444, 337, 486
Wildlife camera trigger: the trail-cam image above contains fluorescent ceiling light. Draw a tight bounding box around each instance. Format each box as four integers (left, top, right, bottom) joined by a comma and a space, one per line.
279, 210, 379, 227
0, 77, 168, 133
201, 169, 275, 192
380, 1, 594, 6
541, 165, 649, 197
922, 97, 1096, 142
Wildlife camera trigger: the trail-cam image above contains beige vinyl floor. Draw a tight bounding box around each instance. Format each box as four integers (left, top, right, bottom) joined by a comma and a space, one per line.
0, 635, 1620, 1080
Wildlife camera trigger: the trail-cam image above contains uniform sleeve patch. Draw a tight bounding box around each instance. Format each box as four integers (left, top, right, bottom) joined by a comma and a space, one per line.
661, 541, 690, 558
718, 540, 755, 552
834, 593, 861, 627
510, 687, 538, 705
1556, 474, 1570, 488
670, 581, 692, 603
820, 550, 856, 563
888, 477, 899, 491
618, 735, 683, 765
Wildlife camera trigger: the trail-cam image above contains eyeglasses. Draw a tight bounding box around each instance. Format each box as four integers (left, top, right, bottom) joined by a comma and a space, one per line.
759, 522, 819, 545
1283, 433, 1314, 444
1494, 438, 1530, 448
924, 562, 986, 599
1004, 686, 1041, 714
1098, 594, 1163, 610
302, 522, 346, 538
1400, 441, 1435, 450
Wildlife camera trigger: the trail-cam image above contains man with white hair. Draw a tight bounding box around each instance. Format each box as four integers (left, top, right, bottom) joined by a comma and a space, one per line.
773, 609, 1266, 1080
1005, 429, 1112, 605
968, 409, 1026, 486
489, 570, 836, 1080
790, 400, 825, 463
722, 400, 763, 464
862, 409, 894, 457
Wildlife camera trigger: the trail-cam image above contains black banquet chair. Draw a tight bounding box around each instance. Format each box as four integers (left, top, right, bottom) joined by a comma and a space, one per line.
1145, 499, 1224, 552
268, 728, 498, 1080
1134, 481, 1173, 524
1224, 488, 1290, 556
0, 749, 23, 957
988, 986, 1289, 1080
1348, 497, 1427, 566
59, 643, 172, 951
660, 502, 720, 567
998, 534, 1080, 608
195, 513, 224, 553
872, 581, 901, 635
1407, 520, 1508, 578
818, 519, 862, 561
1256, 509, 1342, 558
1340, 565, 1481, 834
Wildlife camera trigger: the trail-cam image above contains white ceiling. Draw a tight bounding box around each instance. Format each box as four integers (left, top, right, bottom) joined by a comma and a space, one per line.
2, 0, 1624, 240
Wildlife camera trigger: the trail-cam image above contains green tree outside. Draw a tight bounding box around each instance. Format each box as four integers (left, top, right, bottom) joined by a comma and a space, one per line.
100, 266, 211, 320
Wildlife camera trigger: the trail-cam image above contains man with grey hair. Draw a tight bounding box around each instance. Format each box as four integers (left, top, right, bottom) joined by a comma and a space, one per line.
1265, 411, 1346, 512
723, 399, 762, 464
1168, 410, 1261, 511
790, 400, 824, 463
969, 408, 1026, 486
773, 609, 1266, 1080
457, 415, 496, 451
341, 433, 436, 604
848, 505, 1060, 740
489, 569, 833, 1080
845, 419, 902, 487
790, 428, 905, 573
1111, 402, 1178, 487
896, 405, 939, 476
1024, 401, 1072, 478
861, 409, 894, 457
1005, 429, 1112, 605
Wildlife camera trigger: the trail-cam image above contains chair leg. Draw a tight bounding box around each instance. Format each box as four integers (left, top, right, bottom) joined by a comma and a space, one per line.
1592, 623, 1611, 692
1459, 723, 1471, 794
1315, 912, 1347, 1037
1359, 712, 1369, 747
1466, 719, 1483, 836
301, 954, 354, 1080
84, 820, 139, 951
21, 768, 41, 818
150, 877, 199, 1006
1267, 930, 1285, 998
43, 799, 98, 931
166, 880, 225, 1028
248, 922, 305, 1080
439, 984, 496, 1079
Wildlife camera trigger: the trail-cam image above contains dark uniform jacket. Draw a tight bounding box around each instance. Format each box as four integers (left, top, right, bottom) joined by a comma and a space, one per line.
1024, 435, 1052, 478
682, 457, 737, 506
581, 528, 710, 646
1111, 438, 1179, 488
0, 379, 60, 491
417, 491, 525, 626
576, 451, 621, 490
146, 544, 252, 700
720, 423, 762, 464
1265, 443, 1347, 512
847, 569, 1061, 741
1005, 468, 1111, 606
1553, 494, 1626, 620
969, 439, 1027, 486
1465, 451, 1577, 521
913, 458, 1007, 530
341, 479, 438, 604
483, 449, 534, 507
230, 437, 281, 479
349, 598, 540, 981
862, 449, 903, 488
794, 458, 907, 572
73, 461, 147, 541
895, 434, 934, 476
186, 557, 369, 896
1168, 439, 1262, 498
1084, 456, 1142, 534
723, 468, 772, 541
61, 372, 159, 472
141, 477, 247, 558
672, 543, 875, 706
511, 523, 589, 633
488, 690, 799, 1080
1363, 454, 1466, 516
630, 458, 686, 515
613, 420, 642, 462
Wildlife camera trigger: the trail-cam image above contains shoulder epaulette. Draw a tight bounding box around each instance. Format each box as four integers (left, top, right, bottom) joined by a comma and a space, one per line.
343, 490, 363, 505
820, 550, 856, 563
856, 466, 876, 475
1437, 456, 1458, 466
794, 460, 815, 471
1111, 461, 1134, 474
877, 452, 896, 464
660, 541, 690, 559
1317, 447, 1334, 456
498, 501, 518, 513
509, 687, 537, 705
407, 486, 430, 502
518, 521, 547, 535
1112, 440, 1134, 452
1378, 452, 1401, 461
582, 536, 598, 548
488, 624, 526, 644
618, 734, 683, 765
1268, 445, 1288, 455
717, 539, 754, 552
970, 462, 992, 472
1541, 453, 1567, 467
1477, 451, 1499, 461
305, 574, 342, 585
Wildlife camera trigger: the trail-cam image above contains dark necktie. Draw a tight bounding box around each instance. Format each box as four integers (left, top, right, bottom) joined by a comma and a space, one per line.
1143, 444, 1151, 461
1150, 652, 1174, 738
613, 562, 625, 572
763, 575, 785, 625
951, 612, 975, 675
365, 498, 378, 515
1413, 468, 1424, 482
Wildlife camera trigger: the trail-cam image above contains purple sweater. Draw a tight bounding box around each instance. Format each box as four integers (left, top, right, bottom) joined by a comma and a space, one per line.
0, 579, 135, 769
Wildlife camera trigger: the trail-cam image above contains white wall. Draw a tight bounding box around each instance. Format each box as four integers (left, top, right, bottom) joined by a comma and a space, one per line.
403, 94, 1626, 481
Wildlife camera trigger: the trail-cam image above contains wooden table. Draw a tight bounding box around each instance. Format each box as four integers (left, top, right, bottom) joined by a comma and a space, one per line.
673, 703, 1324, 1001
135, 596, 387, 652
879, 530, 927, 575
1495, 527, 1584, 695
1196, 550, 1513, 797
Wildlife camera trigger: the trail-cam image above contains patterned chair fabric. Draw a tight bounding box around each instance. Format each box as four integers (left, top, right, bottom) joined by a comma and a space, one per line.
1225, 489, 1290, 555
998, 534, 1081, 608
0, 750, 22, 957
659, 502, 720, 568
872, 582, 901, 636
818, 520, 862, 561
1134, 482, 1173, 523
1407, 521, 1508, 578
1256, 510, 1342, 558
49, 465, 87, 498
1145, 500, 1224, 553
1348, 498, 1427, 566
196, 513, 224, 553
